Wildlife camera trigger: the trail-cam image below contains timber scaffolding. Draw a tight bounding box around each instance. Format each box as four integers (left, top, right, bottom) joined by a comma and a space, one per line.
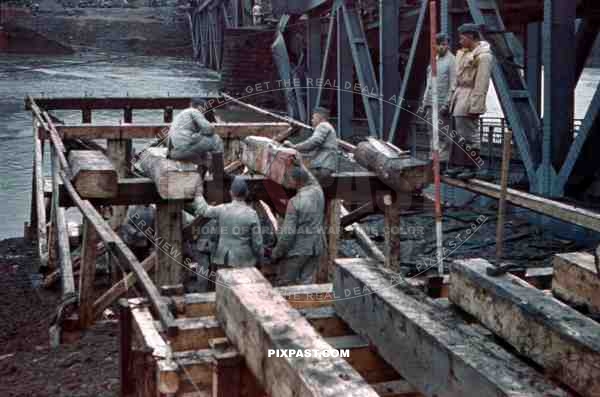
25, 94, 600, 397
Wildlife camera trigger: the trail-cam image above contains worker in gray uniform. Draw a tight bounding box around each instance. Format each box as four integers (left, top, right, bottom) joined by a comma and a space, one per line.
447, 23, 494, 180
271, 166, 326, 285
167, 97, 224, 164
189, 176, 264, 289
421, 33, 456, 165
284, 106, 338, 183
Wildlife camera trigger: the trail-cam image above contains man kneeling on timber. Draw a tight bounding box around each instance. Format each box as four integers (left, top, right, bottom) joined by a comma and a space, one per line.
167, 97, 224, 164
284, 106, 338, 183
271, 166, 326, 285
190, 176, 263, 289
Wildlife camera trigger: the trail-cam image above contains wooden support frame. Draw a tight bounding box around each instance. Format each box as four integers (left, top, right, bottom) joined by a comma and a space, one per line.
552, 252, 600, 315
333, 258, 569, 397
215, 267, 380, 397
450, 258, 600, 397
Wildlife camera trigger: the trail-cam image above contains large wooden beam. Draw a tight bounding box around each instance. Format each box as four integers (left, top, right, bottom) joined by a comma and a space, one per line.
136, 147, 199, 200
443, 176, 600, 232
552, 252, 600, 315
26, 96, 206, 111
68, 150, 118, 198
450, 258, 600, 397
215, 267, 379, 397
155, 201, 184, 286
333, 258, 569, 397
33, 121, 48, 268
55, 122, 291, 140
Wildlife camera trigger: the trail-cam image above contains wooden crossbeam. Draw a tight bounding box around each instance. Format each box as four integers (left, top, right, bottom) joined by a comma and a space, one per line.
215, 268, 379, 397
333, 258, 569, 397
68, 150, 118, 198
26, 96, 208, 110
552, 252, 600, 315
450, 258, 600, 397
54, 122, 291, 140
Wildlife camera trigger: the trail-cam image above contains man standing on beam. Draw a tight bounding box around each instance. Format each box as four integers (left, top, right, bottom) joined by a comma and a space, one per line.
284, 106, 338, 184
189, 176, 264, 290
271, 166, 326, 285
446, 23, 493, 180
421, 33, 456, 167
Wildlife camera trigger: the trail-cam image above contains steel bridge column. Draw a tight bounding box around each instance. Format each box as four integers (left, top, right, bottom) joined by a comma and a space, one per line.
379, 0, 400, 139
539, 0, 575, 195
307, 14, 322, 117
525, 22, 542, 116
337, 8, 353, 139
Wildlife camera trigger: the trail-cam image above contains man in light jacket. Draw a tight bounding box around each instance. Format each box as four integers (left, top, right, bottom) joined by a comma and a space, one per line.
284, 106, 338, 183
189, 176, 264, 289
421, 33, 456, 164
447, 23, 493, 180
271, 166, 326, 285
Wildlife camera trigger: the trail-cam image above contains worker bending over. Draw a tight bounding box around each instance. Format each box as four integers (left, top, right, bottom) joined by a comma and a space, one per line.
284, 106, 338, 183
421, 33, 456, 165
271, 166, 326, 285
190, 176, 263, 289
167, 97, 223, 165
447, 23, 493, 180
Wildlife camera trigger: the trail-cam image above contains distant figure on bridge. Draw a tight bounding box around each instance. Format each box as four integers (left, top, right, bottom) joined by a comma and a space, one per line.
446, 23, 494, 180
284, 106, 338, 183
167, 97, 223, 167
421, 33, 455, 165
252, 0, 263, 25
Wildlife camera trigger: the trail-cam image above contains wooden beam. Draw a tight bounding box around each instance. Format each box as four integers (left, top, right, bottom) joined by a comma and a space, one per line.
340, 206, 386, 263
92, 252, 156, 319
552, 252, 600, 315
159, 316, 225, 352
442, 176, 600, 232
155, 201, 184, 286
33, 121, 48, 268
119, 299, 134, 396
317, 199, 341, 283
450, 258, 600, 397
55, 122, 291, 140
333, 258, 569, 397
26, 96, 206, 111
106, 139, 131, 228
383, 194, 401, 270
340, 202, 374, 228
56, 207, 75, 297
68, 150, 118, 198
79, 218, 99, 327
215, 268, 379, 397
136, 147, 198, 200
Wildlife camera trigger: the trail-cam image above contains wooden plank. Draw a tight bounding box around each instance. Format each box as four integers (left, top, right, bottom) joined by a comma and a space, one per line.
92, 252, 157, 319
159, 316, 225, 352
155, 201, 184, 286
340, 202, 374, 228
55, 122, 291, 140
334, 258, 569, 397
171, 283, 334, 317
442, 176, 600, 233
137, 147, 199, 200
47, 145, 59, 270
383, 195, 400, 270
340, 206, 386, 263
119, 299, 134, 397
106, 139, 131, 228
26, 96, 204, 110
56, 207, 75, 297
317, 199, 341, 283
215, 268, 379, 397
79, 218, 98, 327
33, 120, 48, 268
552, 252, 600, 314
450, 258, 600, 397
68, 150, 118, 198
131, 303, 169, 359
157, 349, 213, 395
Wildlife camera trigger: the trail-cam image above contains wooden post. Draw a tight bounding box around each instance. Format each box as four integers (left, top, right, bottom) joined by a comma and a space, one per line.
119, 299, 134, 397
383, 194, 401, 270
123, 106, 133, 123
33, 119, 48, 267
212, 351, 243, 397
496, 130, 513, 261
155, 200, 184, 287
56, 207, 75, 297
164, 107, 173, 123
317, 199, 340, 283
82, 108, 92, 124
79, 218, 99, 327
48, 147, 60, 269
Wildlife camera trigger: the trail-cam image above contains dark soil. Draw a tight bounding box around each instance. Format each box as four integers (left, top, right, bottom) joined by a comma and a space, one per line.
0, 238, 119, 397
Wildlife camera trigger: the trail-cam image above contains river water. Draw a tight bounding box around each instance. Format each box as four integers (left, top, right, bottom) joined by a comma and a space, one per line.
0, 53, 598, 239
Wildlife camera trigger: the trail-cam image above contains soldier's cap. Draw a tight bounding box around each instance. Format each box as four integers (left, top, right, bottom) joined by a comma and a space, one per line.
230, 176, 248, 197
458, 23, 482, 35
436, 33, 449, 44
291, 165, 310, 184
313, 106, 330, 118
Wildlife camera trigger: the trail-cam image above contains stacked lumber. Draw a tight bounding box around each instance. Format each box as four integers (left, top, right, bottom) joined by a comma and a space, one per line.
241, 136, 302, 189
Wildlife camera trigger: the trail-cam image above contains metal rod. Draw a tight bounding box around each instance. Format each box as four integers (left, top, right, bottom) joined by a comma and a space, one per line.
496, 130, 513, 261
429, 1, 443, 276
